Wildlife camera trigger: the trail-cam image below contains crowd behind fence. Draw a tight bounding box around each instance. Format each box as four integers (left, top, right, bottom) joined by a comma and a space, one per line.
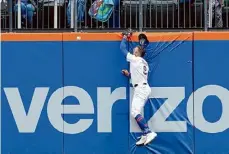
1, 0, 229, 32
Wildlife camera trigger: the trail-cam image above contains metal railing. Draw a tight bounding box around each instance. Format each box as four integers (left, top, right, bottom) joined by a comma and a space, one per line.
1, 0, 229, 32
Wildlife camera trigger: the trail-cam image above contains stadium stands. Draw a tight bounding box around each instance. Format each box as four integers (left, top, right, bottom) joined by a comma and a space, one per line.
1, 0, 229, 31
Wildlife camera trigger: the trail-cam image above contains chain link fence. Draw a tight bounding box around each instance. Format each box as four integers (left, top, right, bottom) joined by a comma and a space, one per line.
1, 0, 229, 32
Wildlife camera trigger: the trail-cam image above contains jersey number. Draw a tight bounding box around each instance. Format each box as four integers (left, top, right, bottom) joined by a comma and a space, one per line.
143, 66, 147, 75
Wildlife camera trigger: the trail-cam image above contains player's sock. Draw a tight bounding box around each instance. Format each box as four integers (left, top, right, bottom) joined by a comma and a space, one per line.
135, 114, 151, 135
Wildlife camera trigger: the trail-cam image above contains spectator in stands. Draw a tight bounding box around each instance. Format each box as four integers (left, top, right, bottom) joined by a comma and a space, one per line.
14, 0, 35, 27
206, 0, 224, 28
66, 0, 85, 27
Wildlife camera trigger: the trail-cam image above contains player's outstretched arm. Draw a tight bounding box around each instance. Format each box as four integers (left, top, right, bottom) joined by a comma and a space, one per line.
120, 36, 129, 57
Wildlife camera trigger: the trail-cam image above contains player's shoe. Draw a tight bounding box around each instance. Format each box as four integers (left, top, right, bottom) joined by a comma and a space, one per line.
144, 132, 157, 145
136, 135, 147, 145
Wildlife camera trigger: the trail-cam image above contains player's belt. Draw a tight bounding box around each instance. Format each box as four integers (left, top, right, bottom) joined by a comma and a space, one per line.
134, 83, 147, 87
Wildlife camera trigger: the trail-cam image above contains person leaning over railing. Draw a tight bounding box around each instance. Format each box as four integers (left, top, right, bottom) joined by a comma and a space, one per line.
14, 0, 37, 27
206, 0, 224, 28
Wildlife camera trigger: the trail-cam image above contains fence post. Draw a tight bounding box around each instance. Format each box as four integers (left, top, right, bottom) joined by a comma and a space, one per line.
71, 0, 74, 28
8, 0, 13, 32
139, 0, 143, 32
74, 0, 78, 32
17, 0, 21, 29
54, 0, 58, 28
204, 0, 209, 31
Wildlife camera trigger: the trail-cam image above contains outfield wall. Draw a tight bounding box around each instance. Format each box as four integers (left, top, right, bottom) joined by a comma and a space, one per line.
1, 32, 229, 154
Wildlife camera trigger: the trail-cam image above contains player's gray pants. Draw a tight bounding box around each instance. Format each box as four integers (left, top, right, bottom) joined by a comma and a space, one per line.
206, 0, 223, 28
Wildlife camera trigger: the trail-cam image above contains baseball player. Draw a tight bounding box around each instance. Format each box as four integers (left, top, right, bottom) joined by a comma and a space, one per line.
120, 33, 157, 146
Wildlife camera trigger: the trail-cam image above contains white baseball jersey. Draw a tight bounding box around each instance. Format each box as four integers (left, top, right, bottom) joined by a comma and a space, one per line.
126, 53, 149, 86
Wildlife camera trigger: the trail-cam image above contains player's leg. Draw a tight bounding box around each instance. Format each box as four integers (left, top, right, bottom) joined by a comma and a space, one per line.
132, 85, 157, 145
131, 95, 151, 145
141, 85, 157, 145
131, 97, 150, 134
143, 101, 157, 146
